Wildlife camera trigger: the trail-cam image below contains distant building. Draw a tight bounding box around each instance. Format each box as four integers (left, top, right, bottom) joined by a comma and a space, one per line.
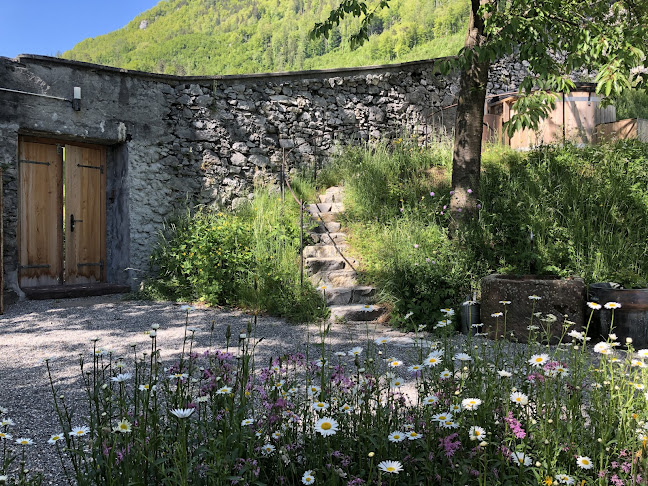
483, 83, 617, 149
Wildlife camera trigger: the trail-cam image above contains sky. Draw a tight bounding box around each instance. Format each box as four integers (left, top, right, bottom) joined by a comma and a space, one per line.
0, 0, 160, 59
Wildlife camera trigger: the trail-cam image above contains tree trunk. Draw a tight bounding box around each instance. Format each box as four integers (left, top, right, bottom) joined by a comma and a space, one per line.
450, 0, 490, 222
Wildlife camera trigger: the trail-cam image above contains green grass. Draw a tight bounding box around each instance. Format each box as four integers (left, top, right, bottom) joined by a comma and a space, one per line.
144, 188, 327, 323
319, 138, 648, 324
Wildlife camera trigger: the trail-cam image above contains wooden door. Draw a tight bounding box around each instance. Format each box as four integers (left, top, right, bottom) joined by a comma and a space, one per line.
18, 138, 106, 287
19, 140, 64, 287
64, 145, 106, 284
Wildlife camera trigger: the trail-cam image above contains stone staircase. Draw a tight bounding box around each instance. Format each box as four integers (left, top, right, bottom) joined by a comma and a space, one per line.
304, 186, 386, 322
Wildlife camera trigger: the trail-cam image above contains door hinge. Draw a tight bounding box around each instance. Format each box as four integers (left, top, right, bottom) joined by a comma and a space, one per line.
19, 264, 51, 270
19, 159, 50, 166
77, 260, 104, 269
77, 163, 104, 174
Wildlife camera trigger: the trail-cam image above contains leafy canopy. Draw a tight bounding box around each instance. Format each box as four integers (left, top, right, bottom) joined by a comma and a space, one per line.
313, 0, 648, 134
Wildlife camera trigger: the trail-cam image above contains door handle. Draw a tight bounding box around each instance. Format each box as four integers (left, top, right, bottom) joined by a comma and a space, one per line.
70, 214, 83, 232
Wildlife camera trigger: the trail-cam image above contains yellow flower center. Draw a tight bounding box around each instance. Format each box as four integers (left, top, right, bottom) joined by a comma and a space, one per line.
321, 422, 331, 430
582, 459, 590, 465
386, 467, 395, 472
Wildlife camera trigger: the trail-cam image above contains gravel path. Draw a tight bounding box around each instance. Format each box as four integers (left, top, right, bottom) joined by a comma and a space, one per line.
0, 295, 423, 484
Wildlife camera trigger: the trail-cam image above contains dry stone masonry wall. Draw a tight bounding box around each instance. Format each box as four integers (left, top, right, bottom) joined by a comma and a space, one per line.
0, 55, 527, 290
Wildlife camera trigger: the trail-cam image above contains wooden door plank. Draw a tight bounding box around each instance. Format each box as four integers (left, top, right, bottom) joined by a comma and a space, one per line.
64, 145, 106, 284
18, 140, 63, 287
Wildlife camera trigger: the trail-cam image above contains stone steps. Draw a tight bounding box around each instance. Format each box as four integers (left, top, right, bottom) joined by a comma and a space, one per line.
310, 269, 359, 288
305, 257, 351, 274
323, 286, 377, 305
304, 185, 387, 323
309, 220, 342, 234
329, 304, 385, 322
311, 232, 347, 245
303, 244, 349, 259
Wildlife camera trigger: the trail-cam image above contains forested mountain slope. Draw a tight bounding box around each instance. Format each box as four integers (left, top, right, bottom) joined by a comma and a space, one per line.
64, 0, 468, 75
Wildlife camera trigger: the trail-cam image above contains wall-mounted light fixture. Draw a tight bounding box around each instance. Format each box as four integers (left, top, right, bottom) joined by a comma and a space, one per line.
73, 86, 81, 111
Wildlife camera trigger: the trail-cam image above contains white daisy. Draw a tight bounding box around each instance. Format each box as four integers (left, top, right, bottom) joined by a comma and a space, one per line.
510, 392, 529, 406
422, 395, 439, 406
594, 342, 613, 355
576, 456, 593, 469
348, 346, 363, 356
441, 420, 459, 429
241, 418, 254, 426
453, 353, 472, 362
113, 419, 132, 434
312, 402, 329, 412
431, 412, 453, 422
69, 426, 90, 437
387, 431, 406, 443
469, 426, 486, 441
511, 451, 532, 466
439, 369, 453, 379
301, 470, 315, 485
306, 385, 321, 396
15, 437, 33, 446
529, 354, 549, 367
261, 443, 275, 456
377, 460, 403, 474
604, 302, 621, 309
48, 433, 64, 445
555, 474, 575, 485
461, 398, 482, 410
314, 417, 338, 436
170, 408, 195, 419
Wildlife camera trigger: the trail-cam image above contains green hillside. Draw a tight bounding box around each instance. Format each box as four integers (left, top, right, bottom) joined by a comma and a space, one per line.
63, 0, 468, 75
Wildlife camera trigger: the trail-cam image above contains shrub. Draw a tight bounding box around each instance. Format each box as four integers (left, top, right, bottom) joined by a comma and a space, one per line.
146, 189, 327, 322
324, 138, 648, 325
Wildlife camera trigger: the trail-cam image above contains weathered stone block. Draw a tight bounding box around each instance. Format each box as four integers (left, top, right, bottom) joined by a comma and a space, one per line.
481, 275, 586, 343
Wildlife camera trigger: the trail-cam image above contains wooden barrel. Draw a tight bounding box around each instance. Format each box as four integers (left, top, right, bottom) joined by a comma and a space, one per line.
589, 283, 648, 347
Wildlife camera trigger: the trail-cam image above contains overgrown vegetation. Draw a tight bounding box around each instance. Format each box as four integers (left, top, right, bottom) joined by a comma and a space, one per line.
7, 307, 643, 485
616, 88, 648, 120
63, 0, 467, 75
144, 188, 327, 322
318, 139, 648, 323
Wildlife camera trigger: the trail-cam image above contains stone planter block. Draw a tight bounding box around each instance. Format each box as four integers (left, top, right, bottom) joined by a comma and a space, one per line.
481, 275, 586, 343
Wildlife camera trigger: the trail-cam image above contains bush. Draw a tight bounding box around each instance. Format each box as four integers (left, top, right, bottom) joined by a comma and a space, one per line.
325, 138, 648, 325
145, 189, 327, 323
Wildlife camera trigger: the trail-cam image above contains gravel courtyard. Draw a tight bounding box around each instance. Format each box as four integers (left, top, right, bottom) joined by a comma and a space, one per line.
0, 295, 416, 484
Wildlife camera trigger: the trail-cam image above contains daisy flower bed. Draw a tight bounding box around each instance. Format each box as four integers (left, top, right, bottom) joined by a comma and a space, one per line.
1, 304, 647, 485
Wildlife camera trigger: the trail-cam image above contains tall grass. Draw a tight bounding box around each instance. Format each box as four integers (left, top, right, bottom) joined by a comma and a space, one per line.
145, 188, 327, 322
319, 138, 648, 323
477, 141, 648, 286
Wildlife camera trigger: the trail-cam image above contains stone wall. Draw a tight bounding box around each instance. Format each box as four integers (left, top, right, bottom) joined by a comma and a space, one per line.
0, 54, 525, 292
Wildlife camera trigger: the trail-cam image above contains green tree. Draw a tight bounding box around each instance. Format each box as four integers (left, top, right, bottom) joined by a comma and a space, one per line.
312, 0, 648, 218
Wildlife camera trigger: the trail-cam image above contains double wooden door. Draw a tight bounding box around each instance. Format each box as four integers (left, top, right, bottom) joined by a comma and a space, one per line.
19, 137, 106, 287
